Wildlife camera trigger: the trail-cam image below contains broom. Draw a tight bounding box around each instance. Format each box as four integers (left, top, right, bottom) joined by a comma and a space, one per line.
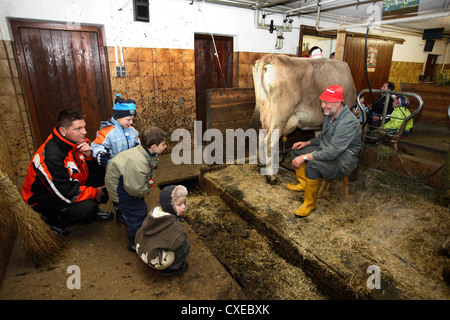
0, 168, 65, 264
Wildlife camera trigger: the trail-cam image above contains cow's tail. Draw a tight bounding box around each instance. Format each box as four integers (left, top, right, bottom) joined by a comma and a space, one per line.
251, 108, 261, 131
251, 59, 262, 130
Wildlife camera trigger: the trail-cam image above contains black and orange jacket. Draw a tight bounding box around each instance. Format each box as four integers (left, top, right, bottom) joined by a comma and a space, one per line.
22, 127, 99, 207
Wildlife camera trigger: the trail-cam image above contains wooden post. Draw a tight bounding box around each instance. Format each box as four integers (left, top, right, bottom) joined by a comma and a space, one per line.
334, 30, 347, 61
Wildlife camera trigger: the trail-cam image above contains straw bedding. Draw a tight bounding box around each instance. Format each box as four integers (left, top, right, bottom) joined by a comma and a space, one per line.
186, 163, 449, 299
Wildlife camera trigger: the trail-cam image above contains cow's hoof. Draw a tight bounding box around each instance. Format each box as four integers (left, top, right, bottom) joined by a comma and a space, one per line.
265, 175, 279, 185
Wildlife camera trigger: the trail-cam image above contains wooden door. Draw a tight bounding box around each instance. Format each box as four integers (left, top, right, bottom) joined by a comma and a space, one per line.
11, 20, 112, 146
423, 54, 438, 83
344, 36, 395, 103
194, 34, 233, 133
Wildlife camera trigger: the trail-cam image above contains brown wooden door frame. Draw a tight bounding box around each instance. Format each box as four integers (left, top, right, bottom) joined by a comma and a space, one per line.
194, 34, 233, 133
10, 20, 112, 147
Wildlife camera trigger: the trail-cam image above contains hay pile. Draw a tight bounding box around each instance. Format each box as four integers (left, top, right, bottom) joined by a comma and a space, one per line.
187, 163, 449, 300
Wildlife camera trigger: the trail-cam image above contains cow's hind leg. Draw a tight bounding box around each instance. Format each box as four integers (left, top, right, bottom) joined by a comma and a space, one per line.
259, 128, 280, 185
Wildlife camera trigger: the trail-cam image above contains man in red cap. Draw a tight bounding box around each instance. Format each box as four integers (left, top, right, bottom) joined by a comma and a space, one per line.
287, 84, 361, 217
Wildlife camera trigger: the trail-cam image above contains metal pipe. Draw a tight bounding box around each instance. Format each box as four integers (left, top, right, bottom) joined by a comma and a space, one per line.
275, 28, 284, 49
287, 0, 445, 36
258, 0, 298, 9
358, 88, 423, 133
308, 11, 425, 36
254, 9, 292, 49
200, 0, 254, 10
315, 0, 321, 31
254, 9, 270, 30
206, 0, 257, 5
202, 0, 287, 13
316, 11, 450, 32
286, 0, 340, 15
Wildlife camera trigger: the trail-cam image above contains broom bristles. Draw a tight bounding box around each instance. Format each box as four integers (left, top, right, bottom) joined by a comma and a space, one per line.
0, 169, 64, 264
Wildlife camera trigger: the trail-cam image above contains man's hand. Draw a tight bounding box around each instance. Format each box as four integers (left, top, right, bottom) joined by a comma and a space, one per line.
292, 155, 305, 169
292, 153, 314, 169
292, 141, 310, 150
77, 142, 92, 158
95, 186, 106, 202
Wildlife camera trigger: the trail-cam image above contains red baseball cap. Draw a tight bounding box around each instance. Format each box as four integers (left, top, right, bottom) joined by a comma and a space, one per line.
319, 85, 345, 102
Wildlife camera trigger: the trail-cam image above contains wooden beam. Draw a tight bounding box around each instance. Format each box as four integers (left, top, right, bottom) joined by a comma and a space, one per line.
335, 30, 346, 61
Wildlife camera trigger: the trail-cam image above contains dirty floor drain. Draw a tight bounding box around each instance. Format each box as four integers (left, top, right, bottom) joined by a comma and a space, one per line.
186, 193, 328, 300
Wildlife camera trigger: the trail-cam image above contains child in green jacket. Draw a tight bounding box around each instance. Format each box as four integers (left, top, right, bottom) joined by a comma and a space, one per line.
384, 96, 413, 136
105, 126, 167, 252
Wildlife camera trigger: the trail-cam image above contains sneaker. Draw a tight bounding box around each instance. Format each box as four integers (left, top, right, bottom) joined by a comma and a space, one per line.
128, 237, 136, 253
163, 261, 189, 276
96, 209, 114, 221
50, 224, 70, 236
115, 210, 127, 227
41, 217, 69, 236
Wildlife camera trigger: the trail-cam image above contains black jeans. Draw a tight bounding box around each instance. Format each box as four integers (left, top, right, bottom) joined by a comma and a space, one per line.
33, 161, 107, 227
33, 199, 99, 227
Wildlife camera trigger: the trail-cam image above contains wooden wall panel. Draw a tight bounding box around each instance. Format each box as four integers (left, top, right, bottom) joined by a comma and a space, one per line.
401, 83, 450, 127
390, 61, 423, 90
344, 36, 395, 104
207, 87, 255, 134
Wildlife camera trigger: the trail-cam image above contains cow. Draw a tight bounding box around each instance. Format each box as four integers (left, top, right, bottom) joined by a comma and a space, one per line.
251, 54, 357, 184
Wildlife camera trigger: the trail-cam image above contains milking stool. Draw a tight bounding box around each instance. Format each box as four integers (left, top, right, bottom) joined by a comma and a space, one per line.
318, 173, 350, 202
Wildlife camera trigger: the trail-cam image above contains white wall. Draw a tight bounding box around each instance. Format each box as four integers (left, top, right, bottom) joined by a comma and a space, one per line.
0, 0, 448, 64
390, 34, 449, 65
0, 0, 303, 54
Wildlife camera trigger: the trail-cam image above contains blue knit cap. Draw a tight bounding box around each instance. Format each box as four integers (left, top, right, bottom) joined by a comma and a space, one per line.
113, 94, 136, 119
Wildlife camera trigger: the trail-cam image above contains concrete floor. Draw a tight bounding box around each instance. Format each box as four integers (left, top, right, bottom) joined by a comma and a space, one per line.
0, 153, 246, 301
0, 123, 448, 303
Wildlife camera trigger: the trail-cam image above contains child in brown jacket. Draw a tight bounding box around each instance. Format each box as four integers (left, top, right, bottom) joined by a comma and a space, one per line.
135, 185, 190, 276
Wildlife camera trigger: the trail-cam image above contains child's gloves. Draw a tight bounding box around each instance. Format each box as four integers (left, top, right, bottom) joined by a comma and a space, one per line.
97, 151, 110, 167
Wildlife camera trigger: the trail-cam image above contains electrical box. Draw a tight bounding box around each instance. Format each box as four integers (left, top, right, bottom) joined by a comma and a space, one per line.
116, 66, 127, 77
134, 0, 149, 22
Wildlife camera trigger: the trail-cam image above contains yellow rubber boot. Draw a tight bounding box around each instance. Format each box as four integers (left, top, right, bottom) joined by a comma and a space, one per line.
286, 163, 306, 191
294, 178, 320, 217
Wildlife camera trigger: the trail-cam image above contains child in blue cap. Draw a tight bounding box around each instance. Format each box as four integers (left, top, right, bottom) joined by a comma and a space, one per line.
91, 94, 140, 225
